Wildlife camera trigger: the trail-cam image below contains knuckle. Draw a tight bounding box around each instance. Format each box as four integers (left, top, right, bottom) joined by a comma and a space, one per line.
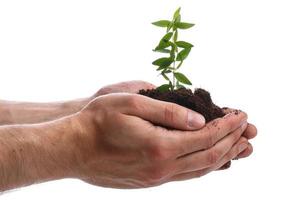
207, 149, 221, 165
125, 95, 141, 110
147, 138, 171, 162
204, 129, 217, 149
164, 103, 176, 125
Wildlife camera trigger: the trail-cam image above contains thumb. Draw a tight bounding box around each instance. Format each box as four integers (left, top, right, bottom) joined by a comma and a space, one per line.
123, 94, 206, 130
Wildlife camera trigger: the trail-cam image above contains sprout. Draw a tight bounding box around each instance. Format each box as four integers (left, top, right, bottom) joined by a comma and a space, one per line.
152, 7, 195, 92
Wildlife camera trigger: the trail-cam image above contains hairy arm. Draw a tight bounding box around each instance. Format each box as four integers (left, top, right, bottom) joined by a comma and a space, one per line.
0, 116, 79, 191
0, 80, 155, 125
0, 99, 89, 125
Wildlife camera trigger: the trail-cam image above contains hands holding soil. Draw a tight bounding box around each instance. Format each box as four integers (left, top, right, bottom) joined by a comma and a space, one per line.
0, 81, 257, 191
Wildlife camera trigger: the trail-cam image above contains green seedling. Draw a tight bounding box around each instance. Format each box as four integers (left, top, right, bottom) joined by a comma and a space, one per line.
152, 7, 195, 92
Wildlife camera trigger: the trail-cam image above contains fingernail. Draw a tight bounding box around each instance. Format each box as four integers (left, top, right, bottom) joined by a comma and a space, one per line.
187, 111, 206, 129
239, 143, 248, 152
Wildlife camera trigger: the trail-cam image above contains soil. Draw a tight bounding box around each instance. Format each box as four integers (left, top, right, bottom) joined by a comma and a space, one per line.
138, 87, 231, 169
138, 88, 225, 122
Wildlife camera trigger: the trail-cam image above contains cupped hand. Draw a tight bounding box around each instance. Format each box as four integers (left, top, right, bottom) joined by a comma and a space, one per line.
92, 80, 156, 98
69, 93, 249, 188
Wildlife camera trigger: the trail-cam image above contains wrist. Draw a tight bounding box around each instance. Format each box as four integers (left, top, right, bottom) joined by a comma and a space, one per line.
0, 115, 82, 191
61, 97, 92, 114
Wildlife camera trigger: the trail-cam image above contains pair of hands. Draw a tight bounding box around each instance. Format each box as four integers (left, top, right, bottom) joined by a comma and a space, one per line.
60, 81, 256, 188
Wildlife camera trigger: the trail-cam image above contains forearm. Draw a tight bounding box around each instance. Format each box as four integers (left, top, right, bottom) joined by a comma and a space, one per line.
0, 115, 80, 191
0, 98, 90, 125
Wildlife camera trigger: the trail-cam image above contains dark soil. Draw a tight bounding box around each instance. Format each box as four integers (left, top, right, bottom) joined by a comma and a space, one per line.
138, 87, 231, 169
138, 88, 225, 122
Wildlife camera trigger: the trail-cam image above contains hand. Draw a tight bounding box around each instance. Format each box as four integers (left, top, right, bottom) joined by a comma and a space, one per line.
92, 80, 156, 98
69, 93, 249, 188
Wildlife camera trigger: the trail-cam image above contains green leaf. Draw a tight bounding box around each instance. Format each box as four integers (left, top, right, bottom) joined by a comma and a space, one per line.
167, 22, 173, 32
152, 20, 171, 27
174, 14, 181, 23
153, 48, 171, 53
163, 69, 172, 73
154, 33, 173, 51
174, 30, 178, 42
174, 22, 195, 29
176, 47, 191, 61
157, 84, 170, 92
173, 7, 181, 20
155, 41, 171, 51
152, 57, 173, 68
156, 65, 165, 71
175, 41, 194, 48
162, 32, 173, 41
174, 72, 192, 85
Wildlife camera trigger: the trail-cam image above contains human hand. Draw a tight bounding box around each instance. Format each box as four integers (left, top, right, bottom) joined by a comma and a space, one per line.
68, 93, 249, 188
92, 80, 156, 98
94, 83, 256, 169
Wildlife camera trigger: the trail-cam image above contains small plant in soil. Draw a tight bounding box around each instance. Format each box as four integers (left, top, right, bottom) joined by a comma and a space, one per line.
151, 7, 194, 92
138, 7, 231, 169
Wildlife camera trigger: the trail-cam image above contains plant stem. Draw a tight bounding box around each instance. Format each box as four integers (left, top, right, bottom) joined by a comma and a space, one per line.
172, 61, 176, 91
172, 31, 178, 91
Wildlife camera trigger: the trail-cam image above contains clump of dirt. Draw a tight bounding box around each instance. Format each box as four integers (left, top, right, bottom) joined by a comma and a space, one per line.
138, 88, 225, 122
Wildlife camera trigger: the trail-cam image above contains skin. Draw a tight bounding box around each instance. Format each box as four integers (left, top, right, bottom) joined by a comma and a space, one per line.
0, 81, 257, 191
0, 81, 155, 125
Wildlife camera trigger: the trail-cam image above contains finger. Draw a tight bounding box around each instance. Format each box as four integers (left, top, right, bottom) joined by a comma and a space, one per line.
97, 80, 156, 95
243, 124, 257, 139
169, 137, 248, 182
174, 122, 248, 173
218, 143, 252, 170
218, 161, 231, 170
234, 143, 253, 159
210, 137, 249, 171
173, 111, 248, 156
223, 108, 257, 140
122, 94, 206, 131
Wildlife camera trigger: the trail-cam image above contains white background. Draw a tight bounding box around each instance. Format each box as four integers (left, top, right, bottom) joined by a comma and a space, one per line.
0, 0, 299, 199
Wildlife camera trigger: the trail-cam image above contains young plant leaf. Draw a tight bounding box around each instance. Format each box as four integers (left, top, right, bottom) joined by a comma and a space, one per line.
173, 7, 181, 20
152, 57, 173, 68
174, 30, 178, 42
162, 32, 173, 41
152, 20, 171, 27
174, 22, 195, 29
176, 47, 191, 61
174, 72, 192, 85
174, 14, 181, 23
153, 48, 171, 53
154, 32, 173, 50
175, 41, 194, 48
157, 84, 170, 92
163, 69, 172, 73
155, 41, 171, 51
167, 22, 173, 32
